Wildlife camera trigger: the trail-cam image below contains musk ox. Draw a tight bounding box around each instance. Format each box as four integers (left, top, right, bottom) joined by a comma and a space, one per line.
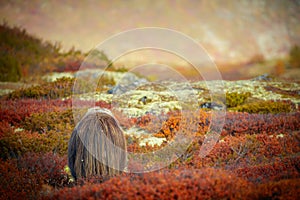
68, 107, 127, 179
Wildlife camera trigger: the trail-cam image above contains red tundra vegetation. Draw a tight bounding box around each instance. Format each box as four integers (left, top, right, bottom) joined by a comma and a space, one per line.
0, 96, 299, 199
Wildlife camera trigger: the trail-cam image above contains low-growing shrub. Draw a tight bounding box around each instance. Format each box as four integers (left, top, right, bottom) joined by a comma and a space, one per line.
180, 132, 300, 169
253, 179, 300, 199
16, 152, 70, 188
0, 158, 43, 199
8, 77, 74, 99
148, 110, 299, 138
221, 112, 300, 136
7, 75, 117, 99
0, 128, 71, 159
22, 109, 74, 133
153, 115, 181, 140
0, 153, 69, 200
0, 121, 12, 138
235, 155, 300, 183
47, 168, 252, 200
0, 99, 71, 125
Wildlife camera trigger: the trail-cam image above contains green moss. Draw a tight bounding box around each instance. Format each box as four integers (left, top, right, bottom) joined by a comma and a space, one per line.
226, 92, 251, 108
231, 101, 292, 114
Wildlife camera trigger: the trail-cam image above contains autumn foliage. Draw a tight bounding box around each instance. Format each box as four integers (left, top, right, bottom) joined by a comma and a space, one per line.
0, 95, 299, 199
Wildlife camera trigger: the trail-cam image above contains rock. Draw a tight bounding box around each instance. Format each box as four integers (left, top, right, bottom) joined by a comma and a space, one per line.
251, 73, 273, 81
107, 74, 148, 94
200, 102, 225, 110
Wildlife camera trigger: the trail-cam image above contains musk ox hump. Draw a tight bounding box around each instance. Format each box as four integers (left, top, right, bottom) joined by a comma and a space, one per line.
68, 107, 127, 179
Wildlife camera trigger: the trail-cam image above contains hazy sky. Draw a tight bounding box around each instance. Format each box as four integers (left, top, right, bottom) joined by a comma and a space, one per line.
1, 0, 299, 63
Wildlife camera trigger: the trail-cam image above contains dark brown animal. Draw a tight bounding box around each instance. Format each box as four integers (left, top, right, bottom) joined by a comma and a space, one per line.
68, 107, 127, 179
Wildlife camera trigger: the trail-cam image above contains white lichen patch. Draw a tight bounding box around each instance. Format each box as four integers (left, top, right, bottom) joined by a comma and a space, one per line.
0, 89, 14, 96
74, 78, 300, 117
14, 127, 24, 132
74, 92, 113, 102
124, 126, 150, 137
276, 134, 285, 138
119, 108, 147, 117
139, 137, 167, 147
112, 89, 183, 117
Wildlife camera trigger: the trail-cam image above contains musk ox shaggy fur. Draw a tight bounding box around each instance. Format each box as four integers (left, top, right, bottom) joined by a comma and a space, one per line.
68, 107, 127, 179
